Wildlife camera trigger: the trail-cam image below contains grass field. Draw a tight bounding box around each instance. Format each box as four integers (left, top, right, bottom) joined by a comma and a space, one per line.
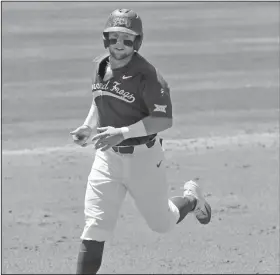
1, 2, 279, 274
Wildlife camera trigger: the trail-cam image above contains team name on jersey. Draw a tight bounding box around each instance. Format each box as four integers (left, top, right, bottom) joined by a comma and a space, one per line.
92, 81, 110, 91
92, 81, 135, 103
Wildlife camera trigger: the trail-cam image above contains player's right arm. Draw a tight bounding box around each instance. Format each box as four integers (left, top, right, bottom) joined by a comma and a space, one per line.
83, 99, 98, 131
70, 97, 98, 146
70, 56, 103, 146
70, 57, 102, 146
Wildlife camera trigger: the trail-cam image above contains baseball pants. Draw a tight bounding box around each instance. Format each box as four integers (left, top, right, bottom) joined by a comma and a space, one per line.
81, 138, 180, 241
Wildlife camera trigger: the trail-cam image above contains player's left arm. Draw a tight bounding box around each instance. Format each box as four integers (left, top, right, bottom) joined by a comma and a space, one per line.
121, 71, 173, 139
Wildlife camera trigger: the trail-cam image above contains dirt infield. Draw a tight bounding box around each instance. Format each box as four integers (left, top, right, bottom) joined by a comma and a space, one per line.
1, 2, 279, 274
2, 137, 279, 274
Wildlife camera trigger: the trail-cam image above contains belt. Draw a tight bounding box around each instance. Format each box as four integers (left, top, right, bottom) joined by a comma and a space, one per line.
112, 138, 162, 154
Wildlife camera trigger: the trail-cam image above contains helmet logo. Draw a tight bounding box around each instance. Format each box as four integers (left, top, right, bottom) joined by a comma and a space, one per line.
110, 16, 131, 28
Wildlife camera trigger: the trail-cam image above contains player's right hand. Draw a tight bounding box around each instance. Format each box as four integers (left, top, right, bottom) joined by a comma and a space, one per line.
70, 125, 92, 147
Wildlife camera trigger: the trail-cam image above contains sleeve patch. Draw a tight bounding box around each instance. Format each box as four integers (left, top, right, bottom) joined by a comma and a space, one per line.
153, 104, 167, 113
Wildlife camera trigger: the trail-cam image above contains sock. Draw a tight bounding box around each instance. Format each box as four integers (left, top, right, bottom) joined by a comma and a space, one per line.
76, 240, 105, 274
170, 195, 197, 224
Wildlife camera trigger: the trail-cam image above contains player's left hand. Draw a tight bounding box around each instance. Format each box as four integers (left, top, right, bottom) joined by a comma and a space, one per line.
91, 126, 125, 151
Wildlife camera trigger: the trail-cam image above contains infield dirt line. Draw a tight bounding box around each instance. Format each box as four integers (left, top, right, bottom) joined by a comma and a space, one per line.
2, 132, 279, 156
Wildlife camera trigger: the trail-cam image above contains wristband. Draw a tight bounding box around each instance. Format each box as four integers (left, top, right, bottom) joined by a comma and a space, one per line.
121, 120, 147, 139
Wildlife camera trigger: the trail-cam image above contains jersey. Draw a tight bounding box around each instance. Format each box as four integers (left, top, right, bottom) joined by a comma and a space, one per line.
91, 52, 173, 146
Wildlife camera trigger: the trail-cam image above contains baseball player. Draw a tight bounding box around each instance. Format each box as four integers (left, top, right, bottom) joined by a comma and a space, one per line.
70, 9, 211, 274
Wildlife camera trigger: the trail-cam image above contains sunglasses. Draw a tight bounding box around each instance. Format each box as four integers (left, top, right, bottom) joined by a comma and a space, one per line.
108, 38, 134, 47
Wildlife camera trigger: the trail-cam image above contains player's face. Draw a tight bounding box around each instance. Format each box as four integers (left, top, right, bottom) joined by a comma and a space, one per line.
108, 32, 136, 60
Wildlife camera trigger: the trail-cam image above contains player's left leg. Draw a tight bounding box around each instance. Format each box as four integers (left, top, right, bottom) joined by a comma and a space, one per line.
125, 138, 179, 232
170, 180, 211, 225
127, 138, 211, 232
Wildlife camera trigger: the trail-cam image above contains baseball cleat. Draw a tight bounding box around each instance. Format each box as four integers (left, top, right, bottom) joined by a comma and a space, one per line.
183, 180, 211, 224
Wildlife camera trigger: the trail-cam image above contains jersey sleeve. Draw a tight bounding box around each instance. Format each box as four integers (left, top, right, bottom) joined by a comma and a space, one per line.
91, 53, 108, 92
91, 54, 106, 106
90, 67, 98, 106
141, 69, 172, 118
91, 58, 100, 91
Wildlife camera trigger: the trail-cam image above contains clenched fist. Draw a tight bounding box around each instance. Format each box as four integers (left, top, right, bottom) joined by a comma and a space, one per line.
70, 125, 92, 147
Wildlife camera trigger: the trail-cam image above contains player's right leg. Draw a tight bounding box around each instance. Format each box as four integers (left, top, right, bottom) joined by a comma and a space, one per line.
76, 240, 105, 274
76, 150, 127, 274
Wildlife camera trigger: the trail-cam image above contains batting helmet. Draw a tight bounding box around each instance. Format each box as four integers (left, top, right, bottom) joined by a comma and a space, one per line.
103, 9, 143, 51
